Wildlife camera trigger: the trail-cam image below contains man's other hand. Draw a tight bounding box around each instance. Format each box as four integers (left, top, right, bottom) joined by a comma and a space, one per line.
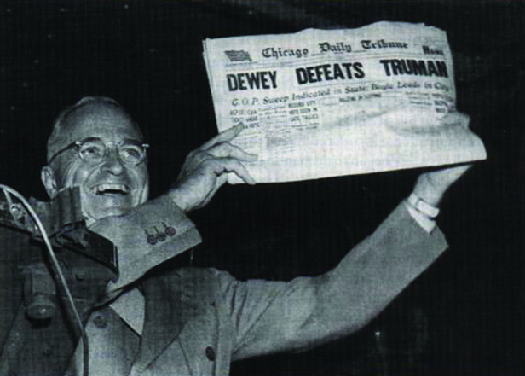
412, 164, 472, 207
169, 125, 257, 212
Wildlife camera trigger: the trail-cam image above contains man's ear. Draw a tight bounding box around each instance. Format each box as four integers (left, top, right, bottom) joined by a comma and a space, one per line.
41, 166, 58, 199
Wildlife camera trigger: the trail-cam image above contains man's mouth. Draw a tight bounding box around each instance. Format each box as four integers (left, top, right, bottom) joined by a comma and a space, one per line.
90, 183, 130, 196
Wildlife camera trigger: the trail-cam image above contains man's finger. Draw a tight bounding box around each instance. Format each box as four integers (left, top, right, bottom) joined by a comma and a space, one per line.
202, 159, 256, 185
199, 124, 247, 151
207, 142, 258, 161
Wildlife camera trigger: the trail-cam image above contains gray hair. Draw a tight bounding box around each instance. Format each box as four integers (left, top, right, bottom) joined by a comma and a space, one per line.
46, 96, 143, 163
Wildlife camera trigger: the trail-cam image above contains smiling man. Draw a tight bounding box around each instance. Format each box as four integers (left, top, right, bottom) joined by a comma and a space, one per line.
42, 97, 150, 221
11, 96, 471, 375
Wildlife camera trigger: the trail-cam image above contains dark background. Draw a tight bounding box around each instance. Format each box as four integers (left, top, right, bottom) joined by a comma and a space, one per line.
1, 1, 524, 375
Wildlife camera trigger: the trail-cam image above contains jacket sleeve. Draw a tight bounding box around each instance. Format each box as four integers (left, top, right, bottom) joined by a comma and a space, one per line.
221, 201, 447, 361
88, 194, 202, 294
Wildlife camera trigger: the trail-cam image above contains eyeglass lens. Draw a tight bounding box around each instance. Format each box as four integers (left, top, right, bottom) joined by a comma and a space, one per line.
78, 140, 146, 165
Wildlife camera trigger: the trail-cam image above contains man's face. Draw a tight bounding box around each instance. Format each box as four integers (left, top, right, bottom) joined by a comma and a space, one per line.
45, 103, 149, 220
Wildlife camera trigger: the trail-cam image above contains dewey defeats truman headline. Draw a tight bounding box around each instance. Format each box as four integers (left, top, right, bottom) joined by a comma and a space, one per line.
226, 39, 448, 91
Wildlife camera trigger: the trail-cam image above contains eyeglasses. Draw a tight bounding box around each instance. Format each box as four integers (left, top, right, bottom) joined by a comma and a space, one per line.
48, 137, 149, 166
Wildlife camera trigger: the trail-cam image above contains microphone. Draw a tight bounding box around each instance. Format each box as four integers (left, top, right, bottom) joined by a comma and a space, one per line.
23, 262, 57, 320
0, 185, 118, 375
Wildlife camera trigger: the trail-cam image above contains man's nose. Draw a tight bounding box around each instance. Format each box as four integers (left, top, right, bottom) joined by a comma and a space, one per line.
101, 149, 125, 175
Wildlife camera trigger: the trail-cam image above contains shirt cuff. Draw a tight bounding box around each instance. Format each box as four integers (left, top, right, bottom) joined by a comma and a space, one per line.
405, 202, 437, 233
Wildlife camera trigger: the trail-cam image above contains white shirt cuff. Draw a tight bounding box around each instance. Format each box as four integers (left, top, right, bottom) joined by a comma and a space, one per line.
406, 203, 437, 233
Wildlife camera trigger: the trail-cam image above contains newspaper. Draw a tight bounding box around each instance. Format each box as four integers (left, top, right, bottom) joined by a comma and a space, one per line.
203, 21, 486, 183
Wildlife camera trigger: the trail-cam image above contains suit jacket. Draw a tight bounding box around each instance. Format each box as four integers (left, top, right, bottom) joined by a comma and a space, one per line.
64, 197, 447, 376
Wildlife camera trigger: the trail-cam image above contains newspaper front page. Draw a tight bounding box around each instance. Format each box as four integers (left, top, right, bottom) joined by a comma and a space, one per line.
203, 21, 486, 183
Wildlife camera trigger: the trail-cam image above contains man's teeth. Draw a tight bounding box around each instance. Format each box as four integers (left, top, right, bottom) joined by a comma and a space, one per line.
93, 184, 130, 195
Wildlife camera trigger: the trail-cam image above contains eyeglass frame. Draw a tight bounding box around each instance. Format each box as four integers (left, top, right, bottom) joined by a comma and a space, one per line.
47, 137, 150, 166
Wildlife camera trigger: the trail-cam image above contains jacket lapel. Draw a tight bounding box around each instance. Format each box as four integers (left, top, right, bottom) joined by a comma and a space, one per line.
135, 271, 204, 369
135, 270, 206, 369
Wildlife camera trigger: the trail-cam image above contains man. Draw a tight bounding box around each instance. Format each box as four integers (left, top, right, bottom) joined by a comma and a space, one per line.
7, 96, 469, 375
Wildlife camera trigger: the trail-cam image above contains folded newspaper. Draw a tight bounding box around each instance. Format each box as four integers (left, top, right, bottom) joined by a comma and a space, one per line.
203, 21, 486, 183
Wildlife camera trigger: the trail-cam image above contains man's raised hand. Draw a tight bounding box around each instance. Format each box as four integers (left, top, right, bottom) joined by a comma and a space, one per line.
170, 125, 257, 212
412, 164, 472, 207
